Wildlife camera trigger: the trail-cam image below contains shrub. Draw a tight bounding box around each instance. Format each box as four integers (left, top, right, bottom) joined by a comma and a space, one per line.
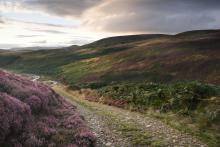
97, 81, 220, 126
0, 92, 32, 146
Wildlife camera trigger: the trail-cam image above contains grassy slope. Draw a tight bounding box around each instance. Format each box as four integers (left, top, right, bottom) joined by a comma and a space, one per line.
0, 30, 220, 86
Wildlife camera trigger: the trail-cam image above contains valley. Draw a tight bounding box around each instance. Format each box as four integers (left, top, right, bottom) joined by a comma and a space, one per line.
0, 30, 220, 86
0, 29, 220, 146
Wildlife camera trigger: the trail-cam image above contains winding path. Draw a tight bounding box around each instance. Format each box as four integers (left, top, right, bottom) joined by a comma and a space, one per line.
53, 85, 207, 147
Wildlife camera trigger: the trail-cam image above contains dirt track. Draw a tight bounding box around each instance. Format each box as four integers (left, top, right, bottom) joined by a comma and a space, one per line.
53, 85, 207, 147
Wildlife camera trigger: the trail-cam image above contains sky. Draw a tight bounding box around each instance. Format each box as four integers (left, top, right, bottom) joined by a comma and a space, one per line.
0, 0, 220, 49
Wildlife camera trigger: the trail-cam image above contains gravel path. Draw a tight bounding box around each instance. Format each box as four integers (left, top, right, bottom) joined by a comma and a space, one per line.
54, 86, 208, 147
103, 107, 207, 147
65, 98, 130, 147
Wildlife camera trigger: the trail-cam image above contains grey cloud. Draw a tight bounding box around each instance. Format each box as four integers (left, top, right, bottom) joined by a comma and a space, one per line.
2, 0, 220, 34
70, 37, 94, 45
24, 0, 220, 17
6, 17, 73, 28
84, 0, 220, 33
40, 30, 67, 34
0, 43, 21, 49
0, 15, 4, 24
16, 35, 41, 38
24, 0, 102, 17
100, 11, 217, 33
32, 40, 47, 44
19, 20, 72, 28
30, 29, 67, 34
70, 39, 91, 45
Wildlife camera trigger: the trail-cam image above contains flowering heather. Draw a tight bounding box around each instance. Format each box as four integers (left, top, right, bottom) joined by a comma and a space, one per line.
0, 70, 96, 147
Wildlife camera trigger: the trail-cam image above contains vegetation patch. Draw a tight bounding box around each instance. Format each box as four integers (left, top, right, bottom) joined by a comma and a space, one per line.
60, 56, 112, 84
76, 81, 220, 146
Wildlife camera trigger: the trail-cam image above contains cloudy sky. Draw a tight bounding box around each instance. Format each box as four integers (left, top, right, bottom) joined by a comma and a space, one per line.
0, 0, 219, 49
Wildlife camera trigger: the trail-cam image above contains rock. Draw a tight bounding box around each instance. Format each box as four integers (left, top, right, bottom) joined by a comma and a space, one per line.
106, 142, 112, 146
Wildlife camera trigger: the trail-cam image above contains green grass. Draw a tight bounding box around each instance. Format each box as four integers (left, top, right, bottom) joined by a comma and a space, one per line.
116, 123, 162, 146
60, 56, 112, 83
148, 111, 219, 147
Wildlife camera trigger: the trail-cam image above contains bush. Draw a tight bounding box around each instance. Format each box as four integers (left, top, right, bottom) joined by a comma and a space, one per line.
80, 81, 220, 146
97, 81, 220, 126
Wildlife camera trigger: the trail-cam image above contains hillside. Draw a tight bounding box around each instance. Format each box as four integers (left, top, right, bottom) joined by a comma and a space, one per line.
0, 30, 220, 146
0, 29, 219, 86
0, 70, 96, 146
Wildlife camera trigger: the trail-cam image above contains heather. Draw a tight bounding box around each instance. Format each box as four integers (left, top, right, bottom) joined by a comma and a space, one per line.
0, 70, 96, 147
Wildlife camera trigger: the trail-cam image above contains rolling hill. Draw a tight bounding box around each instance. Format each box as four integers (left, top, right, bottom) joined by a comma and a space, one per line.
0, 29, 220, 146
10, 46, 63, 51
0, 29, 219, 86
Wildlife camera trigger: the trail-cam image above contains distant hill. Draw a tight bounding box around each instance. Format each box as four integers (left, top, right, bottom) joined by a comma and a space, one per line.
0, 49, 8, 53
10, 46, 73, 51
82, 34, 169, 48
0, 29, 220, 85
